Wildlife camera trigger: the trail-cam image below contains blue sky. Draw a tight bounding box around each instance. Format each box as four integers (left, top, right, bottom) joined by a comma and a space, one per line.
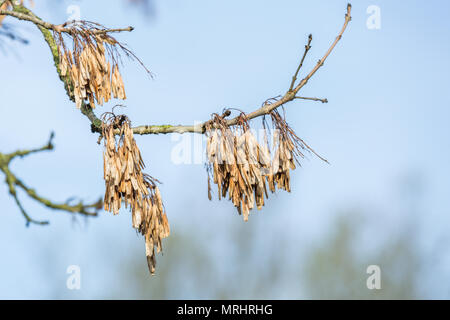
1, 0, 450, 298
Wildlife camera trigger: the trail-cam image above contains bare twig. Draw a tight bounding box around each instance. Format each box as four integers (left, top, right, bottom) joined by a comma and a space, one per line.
289, 34, 312, 92
5, 132, 54, 162
6, 174, 49, 226
0, 135, 102, 226
14, 177, 101, 217
0, 9, 133, 35
292, 4, 352, 94
294, 96, 328, 103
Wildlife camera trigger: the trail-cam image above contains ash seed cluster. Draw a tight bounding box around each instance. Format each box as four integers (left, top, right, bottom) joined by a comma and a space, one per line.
102, 114, 169, 274
206, 111, 316, 221
57, 29, 126, 109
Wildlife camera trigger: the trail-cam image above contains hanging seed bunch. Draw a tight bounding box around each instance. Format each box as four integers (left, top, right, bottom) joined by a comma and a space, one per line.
267, 109, 328, 193
55, 21, 149, 109
206, 112, 271, 221
206, 106, 328, 220
102, 112, 169, 274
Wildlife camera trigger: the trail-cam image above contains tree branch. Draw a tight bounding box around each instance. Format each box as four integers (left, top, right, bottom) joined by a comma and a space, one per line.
5, 3, 351, 137
289, 33, 312, 92
0, 9, 133, 34
295, 96, 328, 103
5, 132, 54, 162
5, 169, 49, 226
0, 134, 102, 226
124, 4, 351, 135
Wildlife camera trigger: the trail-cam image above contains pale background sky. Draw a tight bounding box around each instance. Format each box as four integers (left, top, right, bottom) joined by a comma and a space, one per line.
1, 0, 450, 299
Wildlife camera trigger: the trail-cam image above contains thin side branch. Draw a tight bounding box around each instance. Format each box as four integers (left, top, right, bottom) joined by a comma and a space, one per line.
292, 4, 352, 94
0, 135, 102, 226
289, 34, 312, 92
295, 96, 328, 103
5, 132, 54, 162
14, 178, 101, 217
5, 170, 49, 226
0, 9, 133, 35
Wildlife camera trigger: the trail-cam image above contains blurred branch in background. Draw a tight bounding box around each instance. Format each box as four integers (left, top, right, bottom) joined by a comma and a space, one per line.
126, 0, 156, 17
0, 21, 29, 55
0, 22, 28, 43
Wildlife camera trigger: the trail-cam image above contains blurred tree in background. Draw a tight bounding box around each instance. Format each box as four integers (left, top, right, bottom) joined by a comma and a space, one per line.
27, 171, 426, 299
303, 212, 420, 299
92, 209, 423, 299
37, 205, 420, 299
